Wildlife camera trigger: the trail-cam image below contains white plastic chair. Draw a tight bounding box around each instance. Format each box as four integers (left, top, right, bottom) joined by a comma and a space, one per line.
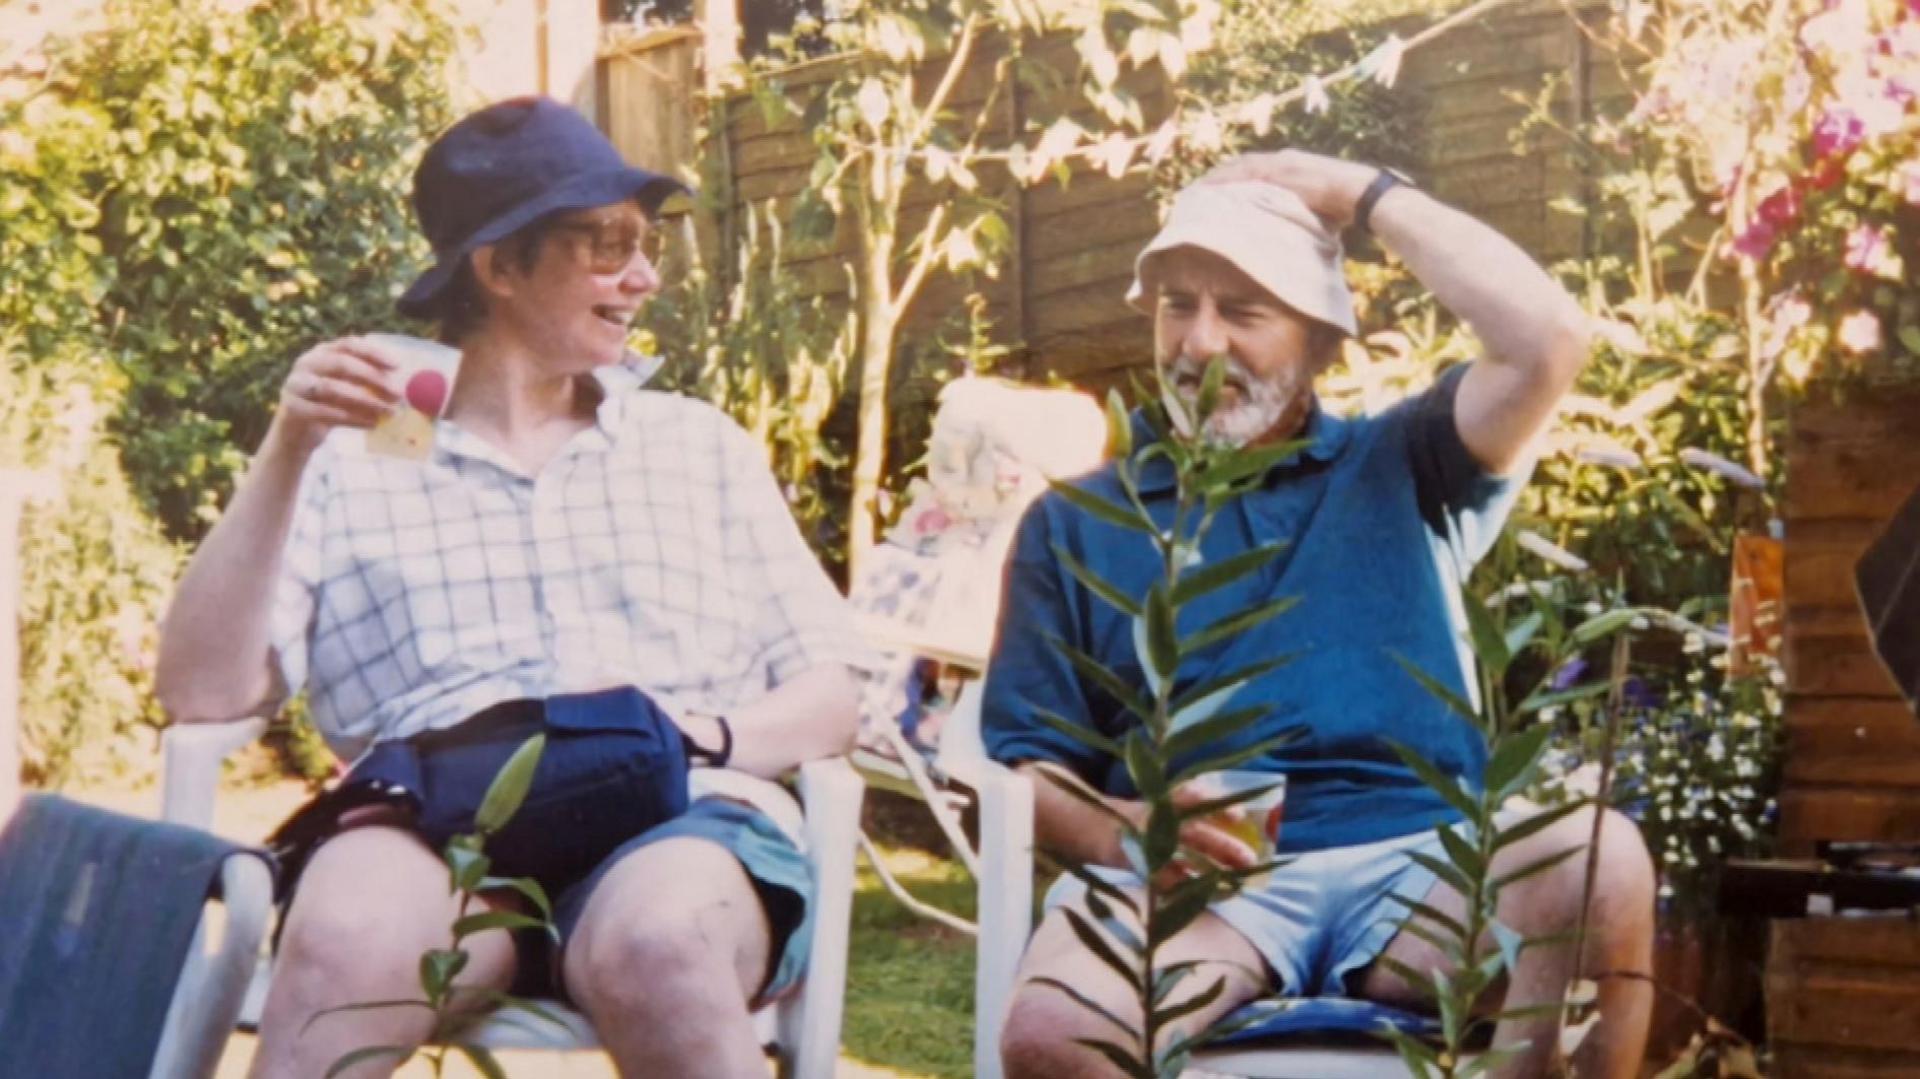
160, 718, 863, 1079
944, 681, 1456, 1079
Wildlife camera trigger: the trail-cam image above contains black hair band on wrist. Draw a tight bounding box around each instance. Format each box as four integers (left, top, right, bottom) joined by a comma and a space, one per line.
684, 714, 733, 769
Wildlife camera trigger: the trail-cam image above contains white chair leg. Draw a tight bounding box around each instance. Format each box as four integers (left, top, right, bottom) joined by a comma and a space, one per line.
149, 853, 274, 1079
948, 754, 1032, 1079
781, 756, 864, 1079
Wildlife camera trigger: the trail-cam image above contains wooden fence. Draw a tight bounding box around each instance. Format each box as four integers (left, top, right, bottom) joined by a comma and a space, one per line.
600, 0, 1627, 391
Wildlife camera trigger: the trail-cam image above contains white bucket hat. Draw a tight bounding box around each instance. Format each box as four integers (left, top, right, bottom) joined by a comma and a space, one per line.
1125, 181, 1358, 337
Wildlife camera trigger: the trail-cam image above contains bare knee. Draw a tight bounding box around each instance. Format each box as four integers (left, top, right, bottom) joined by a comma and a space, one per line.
1002, 985, 1125, 1079
277, 830, 452, 987
1586, 809, 1655, 937
568, 902, 738, 1014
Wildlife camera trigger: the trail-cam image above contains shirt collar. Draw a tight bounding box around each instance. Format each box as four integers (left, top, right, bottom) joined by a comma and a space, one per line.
1133, 398, 1351, 495
434, 350, 662, 471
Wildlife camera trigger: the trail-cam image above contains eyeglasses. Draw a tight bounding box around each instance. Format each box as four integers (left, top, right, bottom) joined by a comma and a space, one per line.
551, 217, 666, 274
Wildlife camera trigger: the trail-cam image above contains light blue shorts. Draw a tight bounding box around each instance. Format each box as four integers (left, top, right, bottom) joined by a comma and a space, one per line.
1044, 819, 1487, 997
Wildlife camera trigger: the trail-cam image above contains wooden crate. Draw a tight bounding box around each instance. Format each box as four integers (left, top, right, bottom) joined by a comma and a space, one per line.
1769, 384, 1920, 1076
1767, 918, 1920, 1078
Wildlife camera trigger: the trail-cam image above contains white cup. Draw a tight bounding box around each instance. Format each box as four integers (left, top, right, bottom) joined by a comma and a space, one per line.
361, 333, 461, 461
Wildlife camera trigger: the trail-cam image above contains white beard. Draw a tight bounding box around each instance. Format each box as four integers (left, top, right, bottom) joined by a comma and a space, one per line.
1159, 351, 1304, 449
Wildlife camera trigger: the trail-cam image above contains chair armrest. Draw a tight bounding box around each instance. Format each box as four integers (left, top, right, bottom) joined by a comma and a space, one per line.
161, 719, 269, 832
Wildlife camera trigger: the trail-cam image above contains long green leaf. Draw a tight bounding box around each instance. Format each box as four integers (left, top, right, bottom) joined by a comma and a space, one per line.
1048, 477, 1157, 535
1404, 848, 1477, 899
1072, 1036, 1147, 1078
1180, 595, 1301, 654
1462, 591, 1511, 676
302, 998, 435, 1036
1503, 612, 1545, 661
1033, 706, 1124, 759
1374, 1026, 1442, 1079
1105, 390, 1133, 460
1062, 860, 1144, 921
1383, 739, 1482, 821
1390, 652, 1480, 726
1051, 636, 1156, 725
1515, 680, 1611, 716
1150, 974, 1228, 1029
1062, 907, 1143, 992
1125, 732, 1169, 802
325, 1046, 414, 1078
451, 910, 549, 940
1484, 724, 1553, 803
454, 1044, 509, 1079
419, 948, 468, 999
1488, 798, 1588, 853
1488, 918, 1527, 978
474, 875, 554, 920
1168, 655, 1296, 723
1436, 824, 1487, 882
1031, 976, 1136, 1039
1196, 438, 1311, 490
1142, 797, 1179, 870
1037, 765, 1137, 832
1052, 542, 1144, 619
1169, 542, 1288, 606
1148, 872, 1219, 942
473, 733, 546, 837
1491, 843, 1584, 893
1167, 730, 1298, 787
1383, 893, 1471, 942
1143, 584, 1179, 686
1162, 705, 1269, 763
444, 845, 489, 895
1571, 608, 1640, 645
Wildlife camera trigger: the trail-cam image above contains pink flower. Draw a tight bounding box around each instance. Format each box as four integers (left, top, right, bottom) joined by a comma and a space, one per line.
1845, 225, 1898, 276
1729, 220, 1777, 261
1811, 108, 1865, 159
1838, 309, 1883, 354
1757, 184, 1802, 228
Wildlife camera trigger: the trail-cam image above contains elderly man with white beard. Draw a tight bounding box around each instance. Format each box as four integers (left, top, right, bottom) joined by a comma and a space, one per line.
982, 150, 1657, 1079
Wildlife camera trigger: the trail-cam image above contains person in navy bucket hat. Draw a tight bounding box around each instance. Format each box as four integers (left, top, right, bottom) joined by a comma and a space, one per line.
396, 95, 687, 321
156, 96, 870, 1077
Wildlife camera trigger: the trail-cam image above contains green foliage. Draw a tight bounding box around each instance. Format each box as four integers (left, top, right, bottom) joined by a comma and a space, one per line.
10, 0, 464, 541
1380, 585, 1631, 1079
1032, 364, 1304, 1079
1, 334, 180, 787
319, 735, 562, 1077
642, 201, 856, 569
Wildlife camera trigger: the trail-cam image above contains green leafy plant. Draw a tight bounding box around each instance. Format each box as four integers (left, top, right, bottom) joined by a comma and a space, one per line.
315, 735, 565, 1078
1377, 585, 1638, 1078
1023, 360, 1310, 1078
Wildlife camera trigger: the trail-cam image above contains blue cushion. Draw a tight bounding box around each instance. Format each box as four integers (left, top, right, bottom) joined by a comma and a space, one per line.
1213, 996, 1442, 1047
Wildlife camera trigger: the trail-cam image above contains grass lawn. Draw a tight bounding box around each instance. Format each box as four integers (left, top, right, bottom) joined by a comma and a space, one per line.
841, 843, 978, 1079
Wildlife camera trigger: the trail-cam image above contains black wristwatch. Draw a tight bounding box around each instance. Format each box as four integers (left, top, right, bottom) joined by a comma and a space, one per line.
1353, 166, 1415, 233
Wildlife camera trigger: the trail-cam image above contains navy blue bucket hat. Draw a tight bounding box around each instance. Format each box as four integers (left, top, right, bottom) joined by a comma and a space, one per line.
397, 96, 690, 320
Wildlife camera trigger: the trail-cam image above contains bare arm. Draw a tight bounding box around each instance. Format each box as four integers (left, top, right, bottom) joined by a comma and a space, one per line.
681, 664, 862, 779
154, 339, 399, 723
1203, 150, 1592, 475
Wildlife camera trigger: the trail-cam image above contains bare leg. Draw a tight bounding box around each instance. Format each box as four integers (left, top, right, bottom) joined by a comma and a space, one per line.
563, 835, 774, 1078
248, 825, 518, 1079
1354, 806, 1656, 1079
1000, 886, 1271, 1079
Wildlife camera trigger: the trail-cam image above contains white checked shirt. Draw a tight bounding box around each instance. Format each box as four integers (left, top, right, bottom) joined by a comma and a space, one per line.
269, 355, 869, 809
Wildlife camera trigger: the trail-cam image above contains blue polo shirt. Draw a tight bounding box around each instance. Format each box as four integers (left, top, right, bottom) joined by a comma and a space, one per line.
982, 364, 1527, 853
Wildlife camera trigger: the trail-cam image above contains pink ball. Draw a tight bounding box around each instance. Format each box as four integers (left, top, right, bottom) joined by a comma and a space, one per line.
405, 370, 449, 416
